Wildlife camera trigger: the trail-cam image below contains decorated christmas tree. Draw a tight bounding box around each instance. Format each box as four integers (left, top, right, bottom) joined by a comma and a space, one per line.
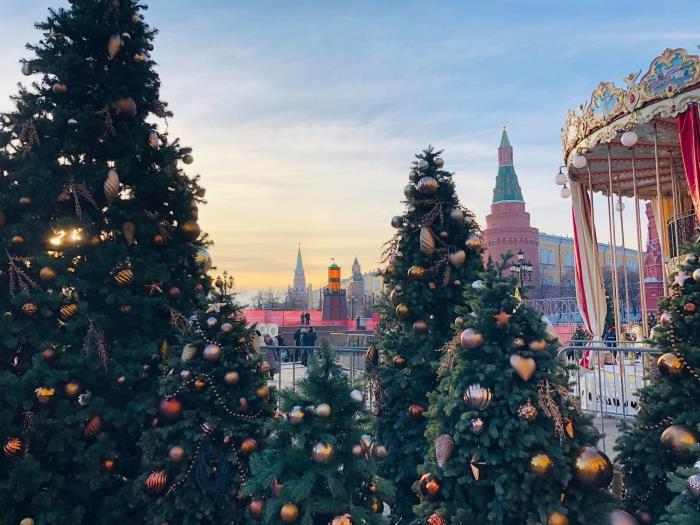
660, 461, 700, 525
244, 342, 393, 524
367, 146, 482, 522
0, 1, 209, 522
413, 263, 616, 525
615, 246, 700, 524
135, 276, 275, 524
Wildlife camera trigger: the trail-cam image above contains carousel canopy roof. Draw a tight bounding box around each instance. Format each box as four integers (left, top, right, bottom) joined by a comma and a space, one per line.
562, 48, 700, 198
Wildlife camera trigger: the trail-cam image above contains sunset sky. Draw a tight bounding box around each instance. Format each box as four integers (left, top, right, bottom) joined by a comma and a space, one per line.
1, 1, 699, 296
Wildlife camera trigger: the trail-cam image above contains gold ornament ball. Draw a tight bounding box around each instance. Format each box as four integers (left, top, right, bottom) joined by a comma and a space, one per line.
408, 404, 425, 419
315, 403, 332, 417
660, 424, 698, 457
393, 355, 408, 369
159, 398, 183, 421
407, 266, 426, 280
693, 268, 700, 282
11, 235, 24, 246
369, 498, 383, 513
288, 406, 305, 424
101, 458, 115, 472
64, 381, 81, 398
39, 266, 57, 283
530, 453, 554, 476
657, 353, 684, 376
547, 512, 569, 525
20, 519, 35, 525
352, 444, 364, 457
256, 385, 270, 398
202, 343, 222, 362
183, 154, 194, 165
609, 510, 640, 525
395, 303, 410, 319
115, 96, 138, 117
178, 220, 201, 242
460, 328, 483, 349
280, 502, 299, 523
311, 442, 335, 464
573, 447, 613, 488
35, 386, 55, 404
517, 401, 538, 422
373, 444, 388, 459
240, 438, 258, 455
169, 446, 185, 462
194, 379, 207, 390
224, 371, 240, 384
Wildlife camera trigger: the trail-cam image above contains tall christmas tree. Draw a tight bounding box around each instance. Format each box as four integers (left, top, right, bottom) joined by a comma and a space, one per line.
367, 146, 482, 522
413, 263, 616, 525
244, 342, 393, 524
135, 276, 275, 524
615, 246, 700, 524
0, 1, 209, 523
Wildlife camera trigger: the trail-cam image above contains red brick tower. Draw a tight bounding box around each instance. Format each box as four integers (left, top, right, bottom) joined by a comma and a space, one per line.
482, 129, 540, 284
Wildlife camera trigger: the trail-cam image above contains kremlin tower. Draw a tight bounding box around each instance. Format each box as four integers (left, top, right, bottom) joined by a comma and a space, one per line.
482, 129, 540, 285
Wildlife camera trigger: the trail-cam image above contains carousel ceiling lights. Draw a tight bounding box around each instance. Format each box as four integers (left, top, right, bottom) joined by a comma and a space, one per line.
571, 154, 587, 169
620, 130, 639, 149
554, 167, 568, 186
560, 185, 571, 198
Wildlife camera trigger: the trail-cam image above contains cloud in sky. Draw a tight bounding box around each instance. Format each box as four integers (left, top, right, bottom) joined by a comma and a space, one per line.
1, 1, 699, 294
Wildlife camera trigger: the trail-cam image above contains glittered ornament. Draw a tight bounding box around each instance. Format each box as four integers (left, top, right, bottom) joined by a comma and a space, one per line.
144, 470, 168, 496
330, 514, 352, 525
687, 474, 700, 496
530, 453, 554, 476
315, 403, 332, 417
469, 417, 486, 434
428, 514, 447, 525
573, 447, 613, 488
435, 434, 454, 467
517, 400, 538, 422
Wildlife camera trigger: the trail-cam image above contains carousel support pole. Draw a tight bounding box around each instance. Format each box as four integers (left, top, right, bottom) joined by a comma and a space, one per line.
631, 148, 649, 336
615, 180, 632, 331
607, 145, 623, 341
653, 123, 669, 291
670, 155, 680, 259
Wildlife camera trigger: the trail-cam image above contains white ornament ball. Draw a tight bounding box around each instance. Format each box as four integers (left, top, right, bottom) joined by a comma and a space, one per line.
350, 389, 364, 403
572, 154, 587, 169
620, 130, 639, 149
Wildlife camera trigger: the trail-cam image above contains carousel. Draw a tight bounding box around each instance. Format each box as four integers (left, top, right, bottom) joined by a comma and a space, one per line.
557, 47, 700, 342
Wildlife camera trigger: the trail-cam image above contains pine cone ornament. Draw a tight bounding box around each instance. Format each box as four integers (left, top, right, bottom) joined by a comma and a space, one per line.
435, 434, 454, 467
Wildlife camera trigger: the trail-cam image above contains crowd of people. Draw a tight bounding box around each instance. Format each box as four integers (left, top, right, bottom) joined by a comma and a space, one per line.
258, 325, 319, 379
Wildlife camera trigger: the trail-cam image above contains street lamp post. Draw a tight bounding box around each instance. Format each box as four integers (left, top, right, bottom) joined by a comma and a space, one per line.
510, 249, 533, 287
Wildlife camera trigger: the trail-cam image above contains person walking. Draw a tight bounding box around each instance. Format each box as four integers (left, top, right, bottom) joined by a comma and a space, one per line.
304, 311, 311, 325
300, 312, 305, 325
262, 334, 280, 380
300, 327, 315, 366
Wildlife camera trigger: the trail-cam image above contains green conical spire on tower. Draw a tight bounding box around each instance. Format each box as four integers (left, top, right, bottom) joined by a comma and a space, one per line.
493, 127, 524, 203
295, 244, 304, 274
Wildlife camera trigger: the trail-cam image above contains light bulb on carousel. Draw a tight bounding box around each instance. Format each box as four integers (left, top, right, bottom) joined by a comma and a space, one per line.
615, 199, 625, 212
571, 154, 587, 169
554, 167, 568, 186
620, 130, 639, 149
560, 184, 571, 198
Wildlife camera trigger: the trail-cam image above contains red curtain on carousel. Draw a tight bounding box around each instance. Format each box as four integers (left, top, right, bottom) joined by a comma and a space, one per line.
676, 103, 700, 222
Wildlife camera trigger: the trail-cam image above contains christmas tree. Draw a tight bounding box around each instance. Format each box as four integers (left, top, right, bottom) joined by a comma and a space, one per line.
615, 247, 700, 524
244, 342, 393, 524
367, 146, 482, 522
660, 461, 700, 524
0, 1, 209, 522
135, 277, 275, 524
413, 263, 616, 525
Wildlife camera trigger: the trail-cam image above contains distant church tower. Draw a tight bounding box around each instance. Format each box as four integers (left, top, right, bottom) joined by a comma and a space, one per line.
347, 257, 365, 319
482, 128, 540, 284
287, 245, 310, 309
